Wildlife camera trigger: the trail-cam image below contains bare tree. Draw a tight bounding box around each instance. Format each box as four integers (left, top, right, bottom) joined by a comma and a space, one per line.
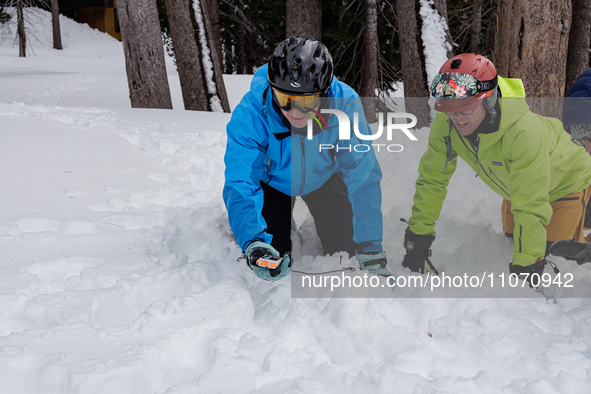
165, 0, 230, 112
565, 0, 591, 95
117, 0, 173, 109
51, 0, 61, 50
17, 0, 26, 57
470, 0, 482, 53
3, 0, 53, 57
217, 0, 286, 74
360, 0, 377, 121
286, 0, 321, 40
447, 0, 497, 57
397, 0, 430, 127
432, 0, 454, 58
205, 0, 223, 67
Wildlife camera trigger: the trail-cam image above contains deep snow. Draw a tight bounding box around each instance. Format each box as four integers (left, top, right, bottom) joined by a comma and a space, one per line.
1, 8, 591, 394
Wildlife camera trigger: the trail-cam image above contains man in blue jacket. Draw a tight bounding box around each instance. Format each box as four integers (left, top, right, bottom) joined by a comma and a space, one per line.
223, 36, 389, 281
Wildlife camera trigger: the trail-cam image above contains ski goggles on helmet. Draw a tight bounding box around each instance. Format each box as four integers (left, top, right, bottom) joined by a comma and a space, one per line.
568, 123, 591, 146
272, 88, 322, 111
430, 72, 498, 99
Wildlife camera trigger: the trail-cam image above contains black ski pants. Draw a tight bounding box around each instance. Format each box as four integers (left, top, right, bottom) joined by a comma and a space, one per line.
260, 172, 356, 257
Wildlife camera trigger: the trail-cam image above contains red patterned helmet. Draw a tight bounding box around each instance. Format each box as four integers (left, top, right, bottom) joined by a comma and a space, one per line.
431, 54, 498, 113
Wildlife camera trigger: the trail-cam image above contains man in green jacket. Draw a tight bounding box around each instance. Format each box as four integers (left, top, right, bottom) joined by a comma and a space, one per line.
402, 53, 591, 282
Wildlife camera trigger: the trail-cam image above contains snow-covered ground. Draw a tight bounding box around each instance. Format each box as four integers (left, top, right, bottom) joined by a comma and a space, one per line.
1, 8, 591, 393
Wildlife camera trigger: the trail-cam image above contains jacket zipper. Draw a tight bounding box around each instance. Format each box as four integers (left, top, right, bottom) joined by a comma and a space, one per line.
488, 167, 508, 189
487, 167, 510, 197
300, 136, 305, 195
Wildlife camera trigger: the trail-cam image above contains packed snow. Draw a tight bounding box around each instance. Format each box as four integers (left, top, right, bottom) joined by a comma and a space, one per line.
1, 8, 591, 394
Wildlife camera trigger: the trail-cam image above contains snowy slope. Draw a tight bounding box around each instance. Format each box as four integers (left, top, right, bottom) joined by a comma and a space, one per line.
1, 8, 591, 394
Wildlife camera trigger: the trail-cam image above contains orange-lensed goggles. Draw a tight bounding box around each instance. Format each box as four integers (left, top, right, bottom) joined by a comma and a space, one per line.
272, 88, 322, 111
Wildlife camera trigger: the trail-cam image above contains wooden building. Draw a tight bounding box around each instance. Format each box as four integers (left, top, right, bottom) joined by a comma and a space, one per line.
59, 0, 121, 41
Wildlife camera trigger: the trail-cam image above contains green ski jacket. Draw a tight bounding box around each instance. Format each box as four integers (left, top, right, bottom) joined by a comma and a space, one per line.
408, 77, 591, 266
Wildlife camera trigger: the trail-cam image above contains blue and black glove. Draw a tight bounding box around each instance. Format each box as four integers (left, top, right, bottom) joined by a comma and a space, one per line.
402, 229, 439, 275
244, 241, 292, 281
357, 251, 393, 276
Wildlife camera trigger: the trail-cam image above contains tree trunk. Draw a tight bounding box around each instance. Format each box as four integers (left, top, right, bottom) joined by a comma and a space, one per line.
360, 0, 378, 122
165, 0, 208, 111
565, 0, 591, 95
470, 0, 482, 53
198, 0, 231, 112
117, 0, 173, 109
17, 0, 26, 57
397, 0, 430, 128
493, 0, 571, 100
205, 0, 223, 70
286, 0, 321, 41
165, 0, 230, 112
494, 0, 572, 117
51, 0, 62, 50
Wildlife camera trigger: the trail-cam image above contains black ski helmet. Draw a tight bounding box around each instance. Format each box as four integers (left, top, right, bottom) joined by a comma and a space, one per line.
267, 36, 334, 94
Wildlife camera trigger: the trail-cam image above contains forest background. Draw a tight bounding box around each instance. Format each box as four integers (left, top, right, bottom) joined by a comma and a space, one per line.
2, 0, 590, 118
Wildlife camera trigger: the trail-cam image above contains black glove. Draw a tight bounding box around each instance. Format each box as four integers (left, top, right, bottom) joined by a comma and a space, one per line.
575, 245, 591, 264
508, 259, 546, 288
402, 229, 439, 275
549, 239, 591, 265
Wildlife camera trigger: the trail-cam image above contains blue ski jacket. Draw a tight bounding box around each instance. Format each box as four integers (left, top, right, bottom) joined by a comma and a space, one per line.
223, 64, 384, 253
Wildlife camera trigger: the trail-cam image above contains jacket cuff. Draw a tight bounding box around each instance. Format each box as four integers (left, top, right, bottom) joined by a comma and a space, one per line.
241, 232, 273, 252
358, 242, 383, 253
512, 253, 539, 267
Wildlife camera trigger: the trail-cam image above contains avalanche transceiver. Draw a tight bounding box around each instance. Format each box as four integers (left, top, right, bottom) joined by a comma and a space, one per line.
254, 255, 283, 269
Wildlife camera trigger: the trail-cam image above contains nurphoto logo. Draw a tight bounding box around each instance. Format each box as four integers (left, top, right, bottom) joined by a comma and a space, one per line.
307, 109, 419, 153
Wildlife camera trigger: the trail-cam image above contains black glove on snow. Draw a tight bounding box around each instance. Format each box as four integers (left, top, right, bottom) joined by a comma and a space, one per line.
402, 229, 439, 275
549, 239, 591, 265
575, 245, 591, 265
508, 259, 546, 288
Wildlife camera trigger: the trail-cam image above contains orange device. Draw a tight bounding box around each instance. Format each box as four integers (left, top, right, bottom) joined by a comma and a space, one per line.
254, 255, 283, 269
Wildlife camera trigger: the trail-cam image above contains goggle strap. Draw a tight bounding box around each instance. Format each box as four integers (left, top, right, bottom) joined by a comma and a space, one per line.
476, 75, 498, 92
273, 88, 323, 97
